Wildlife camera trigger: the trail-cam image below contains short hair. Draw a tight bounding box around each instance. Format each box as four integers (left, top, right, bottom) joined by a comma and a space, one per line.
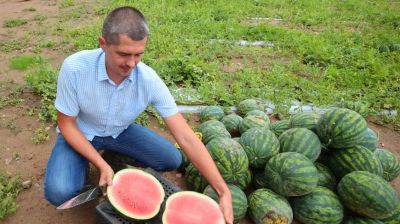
102, 6, 149, 44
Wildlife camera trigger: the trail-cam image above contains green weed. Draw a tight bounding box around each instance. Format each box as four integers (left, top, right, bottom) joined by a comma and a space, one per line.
3, 18, 27, 28
32, 125, 50, 144
0, 40, 25, 52
0, 172, 23, 220
9, 55, 42, 71
33, 15, 47, 22
59, 0, 74, 8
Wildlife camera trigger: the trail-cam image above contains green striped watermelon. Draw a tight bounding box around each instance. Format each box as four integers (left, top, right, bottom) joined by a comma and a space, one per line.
278, 128, 321, 161
203, 184, 248, 222
316, 108, 367, 149
264, 152, 319, 196
357, 128, 378, 151
380, 202, 400, 224
236, 99, 264, 117
337, 171, 400, 219
326, 145, 383, 179
314, 162, 337, 191
239, 127, 280, 169
289, 112, 320, 132
220, 114, 243, 137
245, 110, 270, 122
290, 186, 344, 224
248, 188, 293, 224
206, 137, 249, 189
337, 100, 369, 117
200, 106, 225, 122
239, 115, 269, 134
184, 163, 208, 192
270, 119, 290, 137
198, 120, 231, 144
343, 216, 384, 224
374, 148, 400, 181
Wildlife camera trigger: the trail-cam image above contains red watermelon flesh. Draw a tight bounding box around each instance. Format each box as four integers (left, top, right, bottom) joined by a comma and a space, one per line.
162, 191, 225, 224
107, 168, 165, 220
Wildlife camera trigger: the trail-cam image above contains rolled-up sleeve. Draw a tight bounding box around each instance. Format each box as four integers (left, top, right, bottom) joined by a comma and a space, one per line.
54, 61, 79, 117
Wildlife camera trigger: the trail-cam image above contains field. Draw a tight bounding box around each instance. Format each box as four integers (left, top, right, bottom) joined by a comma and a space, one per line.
0, 0, 399, 223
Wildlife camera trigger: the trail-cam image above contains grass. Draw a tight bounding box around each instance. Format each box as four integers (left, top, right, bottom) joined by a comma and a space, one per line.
21, 0, 400, 127
9, 55, 42, 71
0, 172, 23, 220
3, 18, 27, 28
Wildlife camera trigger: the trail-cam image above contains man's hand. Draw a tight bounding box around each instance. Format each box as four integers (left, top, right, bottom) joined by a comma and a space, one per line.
219, 191, 234, 224
98, 163, 114, 187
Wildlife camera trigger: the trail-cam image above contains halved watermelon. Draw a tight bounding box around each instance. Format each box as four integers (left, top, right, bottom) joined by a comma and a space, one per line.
107, 168, 165, 220
162, 191, 225, 224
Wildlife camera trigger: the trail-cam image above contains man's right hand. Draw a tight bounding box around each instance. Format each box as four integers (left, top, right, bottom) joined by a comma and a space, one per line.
98, 163, 114, 187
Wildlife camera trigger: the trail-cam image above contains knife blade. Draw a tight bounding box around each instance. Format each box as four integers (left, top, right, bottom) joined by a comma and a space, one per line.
56, 185, 106, 209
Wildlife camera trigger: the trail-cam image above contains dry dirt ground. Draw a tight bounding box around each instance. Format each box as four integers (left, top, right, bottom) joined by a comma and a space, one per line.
0, 1, 399, 224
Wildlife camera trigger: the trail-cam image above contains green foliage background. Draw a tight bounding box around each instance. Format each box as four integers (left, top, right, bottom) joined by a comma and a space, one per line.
26, 0, 400, 124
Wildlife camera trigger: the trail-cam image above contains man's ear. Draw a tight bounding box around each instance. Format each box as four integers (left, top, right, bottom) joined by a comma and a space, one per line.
99, 36, 107, 49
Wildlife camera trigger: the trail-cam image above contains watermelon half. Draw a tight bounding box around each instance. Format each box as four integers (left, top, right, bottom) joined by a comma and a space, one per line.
107, 168, 165, 220
162, 191, 225, 224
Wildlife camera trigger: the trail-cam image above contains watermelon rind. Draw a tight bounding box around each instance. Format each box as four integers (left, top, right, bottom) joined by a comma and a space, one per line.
337, 171, 400, 219
248, 188, 293, 224
264, 152, 319, 197
107, 168, 165, 220
290, 186, 344, 224
374, 148, 400, 181
203, 184, 248, 222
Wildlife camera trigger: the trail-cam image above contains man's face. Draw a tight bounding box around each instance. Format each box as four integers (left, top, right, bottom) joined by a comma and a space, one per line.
99, 34, 147, 83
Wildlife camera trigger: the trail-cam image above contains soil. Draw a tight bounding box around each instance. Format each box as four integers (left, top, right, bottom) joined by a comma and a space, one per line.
0, 1, 399, 224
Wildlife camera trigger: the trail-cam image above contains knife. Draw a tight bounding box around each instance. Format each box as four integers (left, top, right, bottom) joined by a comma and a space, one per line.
56, 185, 107, 209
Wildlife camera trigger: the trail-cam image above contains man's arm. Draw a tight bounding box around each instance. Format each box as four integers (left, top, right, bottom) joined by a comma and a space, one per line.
57, 111, 114, 186
164, 112, 233, 224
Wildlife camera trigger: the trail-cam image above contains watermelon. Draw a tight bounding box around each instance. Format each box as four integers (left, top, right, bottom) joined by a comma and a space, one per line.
239, 127, 280, 169
245, 109, 270, 122
236, 99, 264, 117
206, 137, 249, 189
289, 112, 320, 132
380, 202, 400, 224
290, 186, 344, 224
374, 148, 400, 181
162, 191, 224, 224
343, 216, 384, 224
357, 128, 378, 151
337, 171, 400, 219
220, 114, 243, 137
336, 100, 369, 117
239, 115, 269, 134
270, 119, 290, 137
264, 152, 319, 196
314, 162, 337, 191
200, 105, 225, 122
107, 168, 165, 220
198, 120, 231, 144
316, 108, 367, 149
278, 128, 321, 161
326, 145, 383, 179
203, 184, 248, 222
248, 188, 293, 224
184, 163, 208, 192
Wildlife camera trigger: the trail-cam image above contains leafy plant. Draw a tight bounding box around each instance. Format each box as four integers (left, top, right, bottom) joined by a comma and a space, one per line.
3, 18, 27, 28
32, 125, 50, 144
0, 173, 23, 220
9, 55, 42, 71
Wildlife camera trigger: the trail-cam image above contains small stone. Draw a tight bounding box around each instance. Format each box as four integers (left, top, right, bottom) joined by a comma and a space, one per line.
22, 180, 32, 189
175, 173, 182, 178
5, 157, 12, 165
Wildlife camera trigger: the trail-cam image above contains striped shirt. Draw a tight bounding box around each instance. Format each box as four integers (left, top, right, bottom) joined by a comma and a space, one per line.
55, 48, 178, 140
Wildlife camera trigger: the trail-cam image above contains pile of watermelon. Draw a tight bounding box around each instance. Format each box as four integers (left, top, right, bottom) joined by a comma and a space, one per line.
180, 99, 400, 224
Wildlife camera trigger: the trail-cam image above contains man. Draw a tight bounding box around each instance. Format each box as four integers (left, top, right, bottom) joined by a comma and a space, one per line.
44, 6, 233, 223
